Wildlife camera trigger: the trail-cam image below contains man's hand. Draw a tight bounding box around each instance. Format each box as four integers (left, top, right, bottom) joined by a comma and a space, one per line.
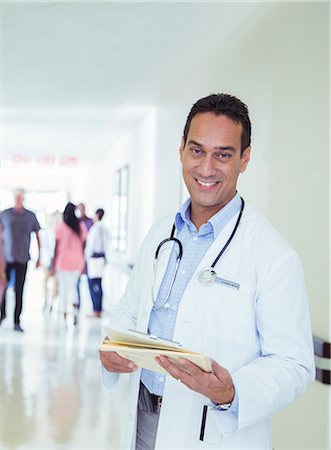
99, 349, 138, 374
155, 356, 234, 404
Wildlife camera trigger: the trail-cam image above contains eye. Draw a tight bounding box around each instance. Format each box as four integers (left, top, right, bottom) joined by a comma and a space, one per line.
190, 147, 203, 156
218, 153, 232, 159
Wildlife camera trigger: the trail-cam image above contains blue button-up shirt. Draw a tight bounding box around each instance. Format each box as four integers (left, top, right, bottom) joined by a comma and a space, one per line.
141, 193, 242, 396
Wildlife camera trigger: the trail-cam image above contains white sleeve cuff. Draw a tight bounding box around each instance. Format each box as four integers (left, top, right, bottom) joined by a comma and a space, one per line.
210, 386, 239, 437
101, 365, 119, 392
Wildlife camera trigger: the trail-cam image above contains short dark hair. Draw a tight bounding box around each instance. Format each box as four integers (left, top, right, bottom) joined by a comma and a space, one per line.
95, 208, 105, 220
183, 93, 251, 155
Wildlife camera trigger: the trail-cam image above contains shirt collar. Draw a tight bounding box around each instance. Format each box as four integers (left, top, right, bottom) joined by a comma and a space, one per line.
175, 193, 242, 237
175, 198, 192, 232
11, 207, 27, 215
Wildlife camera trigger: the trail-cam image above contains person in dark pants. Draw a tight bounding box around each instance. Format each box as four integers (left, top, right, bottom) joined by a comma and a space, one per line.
0, 188, 41, 332
85, 209, 108, 317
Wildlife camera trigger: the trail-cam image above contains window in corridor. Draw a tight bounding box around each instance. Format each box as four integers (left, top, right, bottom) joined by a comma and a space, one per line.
112, 165, 129, 253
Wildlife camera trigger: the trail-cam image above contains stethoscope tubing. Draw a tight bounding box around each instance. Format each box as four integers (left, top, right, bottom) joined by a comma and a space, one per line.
152, 197, 245, 308
210, 197, 245, 268
154, 224, 183, 260
155, 197, 244, 267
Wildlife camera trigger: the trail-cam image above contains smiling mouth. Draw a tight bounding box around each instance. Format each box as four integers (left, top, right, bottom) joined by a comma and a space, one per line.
196, 178, 219, 188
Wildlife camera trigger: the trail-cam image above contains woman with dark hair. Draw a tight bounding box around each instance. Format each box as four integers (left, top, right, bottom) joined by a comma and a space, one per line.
53, 202, 87, 325
63, 202, 81, 236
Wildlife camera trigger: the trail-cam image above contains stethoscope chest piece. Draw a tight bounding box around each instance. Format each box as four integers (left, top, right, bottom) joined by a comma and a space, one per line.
198, 268, 217, 286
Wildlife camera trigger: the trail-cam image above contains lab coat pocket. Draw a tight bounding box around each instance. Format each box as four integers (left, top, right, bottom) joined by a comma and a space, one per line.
199, 405, 222, 446
201, 281, 256, 344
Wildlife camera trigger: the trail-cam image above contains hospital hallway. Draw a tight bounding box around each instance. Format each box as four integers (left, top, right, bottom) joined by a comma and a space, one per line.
0, 266, 127, 450
1, 2, 329, 449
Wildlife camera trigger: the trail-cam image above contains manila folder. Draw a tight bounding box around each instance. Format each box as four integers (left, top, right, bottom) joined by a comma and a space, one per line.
99, 327, 211, 375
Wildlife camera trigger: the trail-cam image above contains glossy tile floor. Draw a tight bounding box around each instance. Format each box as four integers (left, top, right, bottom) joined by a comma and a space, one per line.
0, 268, 126, 450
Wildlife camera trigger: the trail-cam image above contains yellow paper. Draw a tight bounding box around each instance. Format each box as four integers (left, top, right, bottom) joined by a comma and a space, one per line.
99, 327, 211, 374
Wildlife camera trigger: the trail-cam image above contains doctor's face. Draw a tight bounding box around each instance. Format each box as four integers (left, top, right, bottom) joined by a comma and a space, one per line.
180, 112, 250, 224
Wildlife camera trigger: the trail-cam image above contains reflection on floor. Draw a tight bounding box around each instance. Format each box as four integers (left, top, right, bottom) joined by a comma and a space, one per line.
0, 268, 127, 450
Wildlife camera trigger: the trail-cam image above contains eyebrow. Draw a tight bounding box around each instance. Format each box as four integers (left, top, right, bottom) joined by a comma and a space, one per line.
187, 139, 236, 152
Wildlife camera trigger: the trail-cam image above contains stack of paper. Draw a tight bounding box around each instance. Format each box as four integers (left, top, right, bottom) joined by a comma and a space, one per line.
99, 327, 212, 374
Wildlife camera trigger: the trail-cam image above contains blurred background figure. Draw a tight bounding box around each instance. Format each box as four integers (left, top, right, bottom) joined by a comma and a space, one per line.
76, 203, 93, 231
52, 202, 87, 325
0, 224, 6, 302
85, 208, 108, 317
40, 210, 62, 313
75, 202, 93, 312
0, 188, 41, 332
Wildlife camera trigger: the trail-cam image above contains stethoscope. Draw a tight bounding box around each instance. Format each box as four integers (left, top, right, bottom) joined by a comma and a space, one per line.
152, 197, 245, 309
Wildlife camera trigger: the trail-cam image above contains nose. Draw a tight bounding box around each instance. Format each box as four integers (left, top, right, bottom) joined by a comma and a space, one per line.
197, 154, 217, 178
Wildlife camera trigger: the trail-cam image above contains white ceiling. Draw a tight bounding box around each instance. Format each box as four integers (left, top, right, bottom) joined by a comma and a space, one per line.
1, 1, 269, 162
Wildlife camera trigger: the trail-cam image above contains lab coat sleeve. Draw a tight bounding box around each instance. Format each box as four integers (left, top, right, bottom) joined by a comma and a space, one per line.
100, 247, 144, 389
101, 365, 120, 392
210, 385, 240, 436
231, 249, 315, 432
108, 219, 167, 331
109, 236, 150, 330
100, 224, 158, 387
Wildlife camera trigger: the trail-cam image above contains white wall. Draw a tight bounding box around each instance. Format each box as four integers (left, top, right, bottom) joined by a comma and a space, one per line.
91, 3, 329, 448
92, 108, 158, 262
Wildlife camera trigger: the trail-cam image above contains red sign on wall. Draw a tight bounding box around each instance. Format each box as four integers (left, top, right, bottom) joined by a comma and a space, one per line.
12, 154, 78, 165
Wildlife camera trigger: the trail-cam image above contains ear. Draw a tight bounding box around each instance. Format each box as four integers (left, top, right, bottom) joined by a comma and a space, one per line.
240, 146, 251, 173
179, 138, 185, 163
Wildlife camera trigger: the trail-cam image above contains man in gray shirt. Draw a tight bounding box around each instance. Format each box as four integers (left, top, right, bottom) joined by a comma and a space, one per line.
0, 188, 41, 332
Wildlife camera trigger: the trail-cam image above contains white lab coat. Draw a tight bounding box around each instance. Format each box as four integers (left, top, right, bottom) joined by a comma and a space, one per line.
84, 221, 108, 259
103, 203, 315, 449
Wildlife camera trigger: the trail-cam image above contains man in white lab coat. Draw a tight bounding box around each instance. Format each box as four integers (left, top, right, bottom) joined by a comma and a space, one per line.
99, 93, 315, 449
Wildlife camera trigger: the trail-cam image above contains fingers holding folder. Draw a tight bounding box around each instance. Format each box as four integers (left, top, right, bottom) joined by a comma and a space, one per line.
99, 327, 212, 375
99, 345, 139, 373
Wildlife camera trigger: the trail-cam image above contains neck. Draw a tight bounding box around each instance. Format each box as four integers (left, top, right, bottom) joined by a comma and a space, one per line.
190, 205, 221, 229
189, 193, 238, 229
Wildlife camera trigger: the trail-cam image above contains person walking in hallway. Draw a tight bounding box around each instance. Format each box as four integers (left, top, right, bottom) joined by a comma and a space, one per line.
53, 202, 87, 325
85, 208, 108, 317
76, 203, 93, 232
0, 188, 41, 332
74, 202, 93, 313
99, 93, 315, 450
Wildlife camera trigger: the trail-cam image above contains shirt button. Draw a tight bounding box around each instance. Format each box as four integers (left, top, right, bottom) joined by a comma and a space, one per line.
172, 305, 177, 311
159, 377, 165, 383
180, 269, 186, 275
193, 236, 198, 241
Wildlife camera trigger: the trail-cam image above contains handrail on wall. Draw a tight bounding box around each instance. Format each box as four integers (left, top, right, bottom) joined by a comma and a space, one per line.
313, 336, 331, 385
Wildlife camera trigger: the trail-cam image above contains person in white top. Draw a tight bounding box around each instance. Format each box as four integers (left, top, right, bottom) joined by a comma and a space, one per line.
85, 209, 108, 317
